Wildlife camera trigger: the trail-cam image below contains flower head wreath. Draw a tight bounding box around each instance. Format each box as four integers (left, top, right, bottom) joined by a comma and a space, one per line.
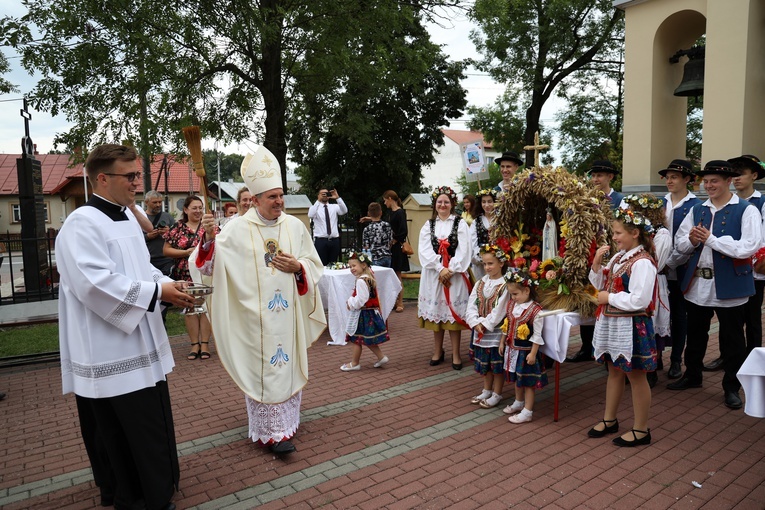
347, 251, 372, 265
431, 185, 458, 205
479, 243, 508, 262
613, 207, 655, 235
476, 188, 498, 200
504, 267, 539, 287
623, 194, 663, 211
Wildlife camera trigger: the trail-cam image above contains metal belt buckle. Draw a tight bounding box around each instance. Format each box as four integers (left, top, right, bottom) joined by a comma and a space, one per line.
700, 267, 713, 279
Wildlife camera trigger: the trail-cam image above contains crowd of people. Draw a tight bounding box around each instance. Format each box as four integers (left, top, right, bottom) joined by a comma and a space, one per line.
55, 142, 763, 508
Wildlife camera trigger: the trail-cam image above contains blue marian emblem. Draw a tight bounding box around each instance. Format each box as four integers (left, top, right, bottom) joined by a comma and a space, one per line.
270, 344, 289, 367
268, 289, 289, 312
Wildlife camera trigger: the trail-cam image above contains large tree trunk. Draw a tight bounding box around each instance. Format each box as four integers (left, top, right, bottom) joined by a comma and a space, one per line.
260, 0, 288, 191
524, 98, 543, 168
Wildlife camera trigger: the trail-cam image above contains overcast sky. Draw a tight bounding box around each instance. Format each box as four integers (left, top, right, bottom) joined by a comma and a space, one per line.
0, 6, 561, 161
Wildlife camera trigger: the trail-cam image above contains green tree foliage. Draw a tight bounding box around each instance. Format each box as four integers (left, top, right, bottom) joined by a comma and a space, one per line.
466, 88, 526, 154
290, 4, 467, 217
555, 78, 622, 175
0, 51, 18, 94
455, 162, 502, 196
469, 0, 623, 166
202, 150, 245, 183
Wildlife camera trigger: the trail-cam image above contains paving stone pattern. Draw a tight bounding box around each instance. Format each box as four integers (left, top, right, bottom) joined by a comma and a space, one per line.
1, 304, 764, 509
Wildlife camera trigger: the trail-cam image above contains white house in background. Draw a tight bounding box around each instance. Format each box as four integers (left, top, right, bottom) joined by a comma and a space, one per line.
421, 129, 501, 195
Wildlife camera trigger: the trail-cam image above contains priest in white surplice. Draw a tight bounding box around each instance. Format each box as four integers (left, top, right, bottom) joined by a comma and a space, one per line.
196, 146, 326, 455
57, 144, 195, 510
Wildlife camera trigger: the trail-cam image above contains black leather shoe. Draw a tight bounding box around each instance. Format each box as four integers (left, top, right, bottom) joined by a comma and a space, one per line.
666, 375, 702, 390
429, 352, 445, 366
452, 362, 463, 371
646, 371, 658, 389
667, 361, 682, 379
724, 391, 743, 410
613, 429, 651, 447
268, 440, 297, 455
703, 357, 724, 371
565, 349, 594, 363
587, 418, 618, 438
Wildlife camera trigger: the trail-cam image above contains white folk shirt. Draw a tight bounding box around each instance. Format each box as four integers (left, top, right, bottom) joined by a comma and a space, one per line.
737, 190, 765, 281
198, 209, 326, 404
589, 245, 656, 362
57, 201, 174, 399
653, 228, 671, 337
464, 275, 510, 348
675, 194, 761, 308
417, 215, 472, 323
664, 191, 697, 280
468, 214, 492, 280
308, 199, 348, 239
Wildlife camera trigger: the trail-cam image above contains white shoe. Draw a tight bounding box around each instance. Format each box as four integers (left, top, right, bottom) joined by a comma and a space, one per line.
340, 363, 360, 371
374, 356, 389, 368
502, 401, 525, 415
480, 393, 502, 409
509, 411, 533, 424
471, 389, 492, 404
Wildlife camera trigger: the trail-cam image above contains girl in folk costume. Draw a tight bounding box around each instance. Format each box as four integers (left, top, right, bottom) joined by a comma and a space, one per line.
418, 186, 472, 370
588, 208, 658, 447
340, 252, 390, 371
469, 189, 498, 280
465, 245, 511, 408
624, 194, 671, 389
501, 268, 547, 424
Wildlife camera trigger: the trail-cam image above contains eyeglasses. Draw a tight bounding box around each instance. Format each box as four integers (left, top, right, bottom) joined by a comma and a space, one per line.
103, 171, 143, 182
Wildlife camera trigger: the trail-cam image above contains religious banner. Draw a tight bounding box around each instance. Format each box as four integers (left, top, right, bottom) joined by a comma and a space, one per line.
460, 140, 489, 183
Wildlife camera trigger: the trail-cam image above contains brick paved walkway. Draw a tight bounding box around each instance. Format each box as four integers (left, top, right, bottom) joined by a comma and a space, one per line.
1, 303, 764, 509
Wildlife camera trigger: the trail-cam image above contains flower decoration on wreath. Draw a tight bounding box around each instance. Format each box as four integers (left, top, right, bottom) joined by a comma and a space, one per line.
505, 267, 539, 288
613, 208, 655, 235
622, 193, 666, 230
347, 251, 372, 265
479, 243, 508, 262
491, 165, 611, 317
476, 188, 498, 200
431, 185, 458, 205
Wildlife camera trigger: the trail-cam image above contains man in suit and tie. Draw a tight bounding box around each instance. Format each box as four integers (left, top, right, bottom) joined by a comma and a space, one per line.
309, 188, 348, 265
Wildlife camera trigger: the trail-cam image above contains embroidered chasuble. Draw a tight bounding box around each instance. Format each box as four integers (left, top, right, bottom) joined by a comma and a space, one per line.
202, 209, 326, 404
57, 202, 175, 399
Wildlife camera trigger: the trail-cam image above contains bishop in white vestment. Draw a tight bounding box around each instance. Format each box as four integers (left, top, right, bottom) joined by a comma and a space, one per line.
196, 146, 326, 455
57, 144, 194, 510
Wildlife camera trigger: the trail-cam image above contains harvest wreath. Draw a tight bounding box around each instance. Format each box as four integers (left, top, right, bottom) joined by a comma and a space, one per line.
492, 166, 613, 317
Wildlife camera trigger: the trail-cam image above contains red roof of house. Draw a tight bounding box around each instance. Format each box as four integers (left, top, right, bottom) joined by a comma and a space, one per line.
442, 129, 494, 150
0, 153, 204, 195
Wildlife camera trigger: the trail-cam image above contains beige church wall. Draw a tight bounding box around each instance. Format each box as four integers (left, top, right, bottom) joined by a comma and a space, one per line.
621, 0, 706, 191
702, 0, 765, 159
620, 0, 765, 191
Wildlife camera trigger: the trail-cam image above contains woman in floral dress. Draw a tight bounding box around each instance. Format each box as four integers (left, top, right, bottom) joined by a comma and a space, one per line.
164, 196, 218, 360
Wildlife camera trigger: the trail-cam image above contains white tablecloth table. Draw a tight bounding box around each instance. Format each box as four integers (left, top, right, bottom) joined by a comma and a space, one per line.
318, 266, 402, 345
537, 310, 595, 421
737, 347, 765, 418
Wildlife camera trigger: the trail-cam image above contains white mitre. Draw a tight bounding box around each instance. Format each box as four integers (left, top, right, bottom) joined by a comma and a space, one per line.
240, 146, 282, 195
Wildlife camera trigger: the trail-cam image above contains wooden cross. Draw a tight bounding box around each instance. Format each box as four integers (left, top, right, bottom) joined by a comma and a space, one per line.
523, 131, 550, 168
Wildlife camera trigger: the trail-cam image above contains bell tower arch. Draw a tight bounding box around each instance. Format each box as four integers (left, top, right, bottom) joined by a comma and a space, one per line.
616, 0, 765, 192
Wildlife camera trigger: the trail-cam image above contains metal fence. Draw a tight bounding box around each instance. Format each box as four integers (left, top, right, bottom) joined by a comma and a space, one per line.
0, 231, 59, 305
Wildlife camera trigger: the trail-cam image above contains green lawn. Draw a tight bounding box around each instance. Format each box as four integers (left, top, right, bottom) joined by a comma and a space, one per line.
0, 279, 421, 358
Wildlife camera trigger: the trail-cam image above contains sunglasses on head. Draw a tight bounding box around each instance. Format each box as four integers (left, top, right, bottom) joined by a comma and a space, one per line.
103, 171, 143, 182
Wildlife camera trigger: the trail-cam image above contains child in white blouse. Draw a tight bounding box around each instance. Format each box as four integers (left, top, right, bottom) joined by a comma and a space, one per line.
340, 252, 390, 371
587, 209, 657, 446
465, 245, 510, 408
501, 270, 546, 423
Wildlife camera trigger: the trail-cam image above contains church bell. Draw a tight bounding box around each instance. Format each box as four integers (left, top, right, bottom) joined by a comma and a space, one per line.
669, 46, 705, 98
